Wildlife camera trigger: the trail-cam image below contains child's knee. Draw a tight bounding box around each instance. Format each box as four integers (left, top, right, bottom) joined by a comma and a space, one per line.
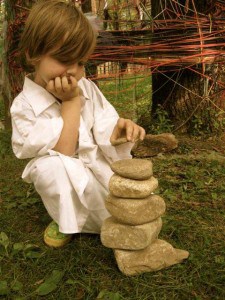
31, 156, 64, 194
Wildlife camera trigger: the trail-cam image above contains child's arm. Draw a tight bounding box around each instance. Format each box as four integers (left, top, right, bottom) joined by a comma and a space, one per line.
46, 76, 82, 156
85, 78, 145, 162
110, 118, 146, 145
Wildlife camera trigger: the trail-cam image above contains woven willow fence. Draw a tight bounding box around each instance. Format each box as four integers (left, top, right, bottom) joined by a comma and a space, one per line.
1, 0, 225, 133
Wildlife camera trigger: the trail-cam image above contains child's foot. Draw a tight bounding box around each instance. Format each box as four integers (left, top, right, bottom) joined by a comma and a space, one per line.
44, 221, 72, 248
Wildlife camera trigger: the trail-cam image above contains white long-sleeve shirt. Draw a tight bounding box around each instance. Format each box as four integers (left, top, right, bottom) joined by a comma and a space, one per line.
10, 76, 133, 215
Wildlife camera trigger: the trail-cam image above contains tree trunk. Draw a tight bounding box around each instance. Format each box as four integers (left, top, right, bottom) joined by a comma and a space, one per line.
2, 0, 34, 129
1, 18, 12, 129
151, 0, 223, 134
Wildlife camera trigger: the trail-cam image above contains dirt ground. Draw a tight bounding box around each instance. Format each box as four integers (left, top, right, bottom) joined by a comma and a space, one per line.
176, 134, 225, 155
132, 133, 225, 159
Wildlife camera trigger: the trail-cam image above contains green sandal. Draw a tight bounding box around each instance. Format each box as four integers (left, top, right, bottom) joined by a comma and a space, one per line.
44, 221, 72, 248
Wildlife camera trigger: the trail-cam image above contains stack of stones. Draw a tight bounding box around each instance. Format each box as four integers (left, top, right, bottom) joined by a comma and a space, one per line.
100, 158, 189, 276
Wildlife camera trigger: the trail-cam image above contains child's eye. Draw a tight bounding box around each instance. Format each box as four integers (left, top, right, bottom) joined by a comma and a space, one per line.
78, 61, 86, 66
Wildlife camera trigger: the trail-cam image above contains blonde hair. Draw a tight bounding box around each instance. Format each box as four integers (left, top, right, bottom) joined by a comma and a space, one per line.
20, 0, 96, 71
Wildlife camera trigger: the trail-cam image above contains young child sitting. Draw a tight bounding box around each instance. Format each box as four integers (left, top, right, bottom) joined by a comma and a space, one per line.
10, 0, 145, 248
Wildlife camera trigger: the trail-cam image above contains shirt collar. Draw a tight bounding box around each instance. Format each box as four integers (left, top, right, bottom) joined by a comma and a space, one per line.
78, 77, 90, 100
22, 76, 90, 116
22, 76, 58, 116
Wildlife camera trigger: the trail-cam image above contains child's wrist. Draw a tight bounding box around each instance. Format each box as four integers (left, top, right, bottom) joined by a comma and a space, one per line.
61, 95, 81, 103
70, 95, 82, 102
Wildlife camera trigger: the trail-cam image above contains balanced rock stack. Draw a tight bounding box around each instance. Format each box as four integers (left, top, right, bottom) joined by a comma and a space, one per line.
100, 158, 189, 276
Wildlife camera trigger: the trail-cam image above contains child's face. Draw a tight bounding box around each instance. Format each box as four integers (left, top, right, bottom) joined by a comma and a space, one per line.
33, 55, 85, 88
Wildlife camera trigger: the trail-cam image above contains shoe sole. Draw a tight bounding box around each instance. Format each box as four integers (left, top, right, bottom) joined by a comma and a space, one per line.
44, 233, 72, 248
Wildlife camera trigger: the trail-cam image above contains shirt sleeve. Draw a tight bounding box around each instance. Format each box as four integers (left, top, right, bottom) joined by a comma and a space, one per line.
11, 100, 63, 159
90, 81, 133, 162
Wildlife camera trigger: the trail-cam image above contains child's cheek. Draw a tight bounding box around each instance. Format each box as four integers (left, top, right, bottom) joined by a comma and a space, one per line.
77, 69, 84, 81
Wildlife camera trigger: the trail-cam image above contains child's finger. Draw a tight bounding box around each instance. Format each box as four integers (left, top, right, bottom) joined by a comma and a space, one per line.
61, 76, 70, 92
116, 118, 126, 132
54, 77, 62, 93
131, 126, 141, 142
70, 76, 81, 97
70, 76, 78, 89
125, 120, 134, 142
46, 79, 55, 92
139, 127, 146, 140
110, 119, 124, 143
110, 137, 127, 146
110, 127, 119, 143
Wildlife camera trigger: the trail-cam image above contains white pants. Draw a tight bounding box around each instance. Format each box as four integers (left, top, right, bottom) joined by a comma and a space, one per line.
29, 156, 111, 234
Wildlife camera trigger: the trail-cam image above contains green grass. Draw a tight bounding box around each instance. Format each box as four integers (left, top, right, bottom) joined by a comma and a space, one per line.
98, 75, 152, 123
0, 129, 225, 299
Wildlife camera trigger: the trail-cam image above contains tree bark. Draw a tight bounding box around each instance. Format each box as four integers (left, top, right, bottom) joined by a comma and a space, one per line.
2, 0, 34, 129
151, 0, 222, 133
1, 18, 12, 129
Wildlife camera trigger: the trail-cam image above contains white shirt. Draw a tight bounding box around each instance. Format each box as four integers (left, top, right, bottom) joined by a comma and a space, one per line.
10, 76, 133, 210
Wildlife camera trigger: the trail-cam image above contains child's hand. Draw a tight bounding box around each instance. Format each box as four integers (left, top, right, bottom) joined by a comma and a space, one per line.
46, 76, 83, 101
110, 118, 145, 145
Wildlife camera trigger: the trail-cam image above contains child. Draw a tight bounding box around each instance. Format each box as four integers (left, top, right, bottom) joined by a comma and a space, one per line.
10, 0, 145, 248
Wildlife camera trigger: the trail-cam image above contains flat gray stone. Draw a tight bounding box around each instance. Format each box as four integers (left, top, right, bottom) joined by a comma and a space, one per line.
101, 217, 162, 250
114, 239, 189, 276
105, 194, 166, 225
110, 159, 153, 180
109, 174, 158, 198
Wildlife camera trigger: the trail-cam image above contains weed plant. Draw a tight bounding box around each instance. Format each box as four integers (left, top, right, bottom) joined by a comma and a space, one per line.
0, 129, 225, 299
191, 108, 225, 136
147, 105, 174, 134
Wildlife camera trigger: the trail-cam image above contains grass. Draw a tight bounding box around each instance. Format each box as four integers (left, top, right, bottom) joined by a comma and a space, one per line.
98, 74, 152, 123
0, 129, 225, 299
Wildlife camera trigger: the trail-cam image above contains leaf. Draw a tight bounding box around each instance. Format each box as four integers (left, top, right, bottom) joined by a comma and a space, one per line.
12, 242, 24, 255
65, 279, 76, 285
23, 244, 42, 259
45, 270, 64, 285
97, 290, 122, 300
35, 270, 64, 296
0, 280, 10, 296
0, 232, 10, 249
24, 251, 42, 259
13, 243, 24, 251
36, 282, 57, 296
23, 243, 40, 252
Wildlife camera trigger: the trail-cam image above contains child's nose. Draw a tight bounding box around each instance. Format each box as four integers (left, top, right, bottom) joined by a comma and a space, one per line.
67, 63, 80, 76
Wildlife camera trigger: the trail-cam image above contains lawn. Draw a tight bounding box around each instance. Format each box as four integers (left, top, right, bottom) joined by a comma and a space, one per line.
0, 128, 225, 300
98, 74, 152, 123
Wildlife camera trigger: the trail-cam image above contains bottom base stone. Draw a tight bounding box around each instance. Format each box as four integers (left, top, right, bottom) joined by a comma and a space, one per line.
114, 239, 189, 276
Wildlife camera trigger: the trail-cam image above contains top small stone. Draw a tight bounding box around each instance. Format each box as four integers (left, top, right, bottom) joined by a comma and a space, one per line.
111, 159, 153, 180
